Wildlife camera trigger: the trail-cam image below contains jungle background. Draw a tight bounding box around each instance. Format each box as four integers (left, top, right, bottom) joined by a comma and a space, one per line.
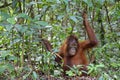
0, 0, 120, 80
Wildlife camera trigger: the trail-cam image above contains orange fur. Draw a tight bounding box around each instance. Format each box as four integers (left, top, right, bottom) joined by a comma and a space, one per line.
55, 12, 98, 76
55, 35, 98, 76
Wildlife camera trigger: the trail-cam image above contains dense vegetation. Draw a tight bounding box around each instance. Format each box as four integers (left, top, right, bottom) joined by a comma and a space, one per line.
0, 0, 120, 80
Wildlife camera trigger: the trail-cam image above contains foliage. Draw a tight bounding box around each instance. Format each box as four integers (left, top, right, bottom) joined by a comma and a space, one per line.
88, 63, 104, 77
66, 65, 83, 76
0, 0, 120, 79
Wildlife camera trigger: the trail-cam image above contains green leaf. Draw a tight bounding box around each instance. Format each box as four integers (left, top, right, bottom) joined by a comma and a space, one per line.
83, 0, 93, 7
57, 15, 64, 20
99, 0, 105, 5
0, 51, 10, 58
5, 25, 13, 31
8, 55, 17, 61
88, 68, 94, 74
70, 16, 78, 22
17, 13, 31, 20
98, 76, 104, 80
10, 38, 21, 46
35, 21, 48, 26
63, 0, 68, 5
0, 26, 4, 31
54, 70, 61, 76
7, 63, 14, 72
30, 1, 37, 5
0, 65, 7, 73
15, 24, 28, 33
96, 64, 104, 68
32, 71, 38, 79
0, 12, 10, 21
66, 70, 75, 76
7, 17, 16, 24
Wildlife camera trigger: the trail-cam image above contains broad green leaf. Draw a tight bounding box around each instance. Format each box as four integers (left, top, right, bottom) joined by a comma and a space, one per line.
17, 13, 31, 20
0, 51, 10, 58
0, 12, 10, 21
8, 55, 17, 61
32, 71, 38, 79
0, 65, 7, 73
15, 24, 28, 33
5, 25, 13, 31
35, 21, 48, 26
34, 15, 41, 20
7, 63, 14, 72
22, 27, 28, 33
7, 17, 16, 24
